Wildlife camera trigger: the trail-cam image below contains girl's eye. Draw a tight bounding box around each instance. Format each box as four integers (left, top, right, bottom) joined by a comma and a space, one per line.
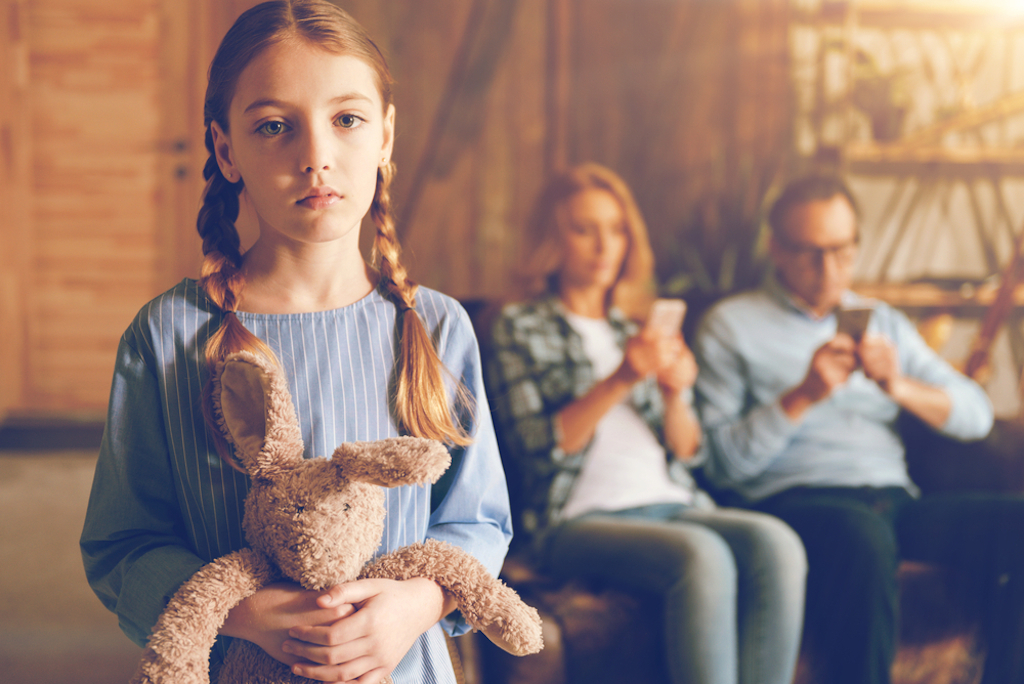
336, 114, 363, 129
257, 121, 288, 137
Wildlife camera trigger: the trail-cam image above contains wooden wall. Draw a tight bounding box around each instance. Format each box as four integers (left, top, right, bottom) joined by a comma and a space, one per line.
0, 0, 30, 423
0, 0, 793, 417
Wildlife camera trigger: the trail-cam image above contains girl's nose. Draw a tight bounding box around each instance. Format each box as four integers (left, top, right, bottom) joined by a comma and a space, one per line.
301, 127, 332, 174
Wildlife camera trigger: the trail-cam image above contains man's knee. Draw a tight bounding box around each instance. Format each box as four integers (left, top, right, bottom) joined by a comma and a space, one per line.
775, 500, 899, 578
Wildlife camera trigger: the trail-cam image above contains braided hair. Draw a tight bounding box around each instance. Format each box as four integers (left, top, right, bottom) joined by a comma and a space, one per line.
371, 161, 471, 446
199, 0, 470, 467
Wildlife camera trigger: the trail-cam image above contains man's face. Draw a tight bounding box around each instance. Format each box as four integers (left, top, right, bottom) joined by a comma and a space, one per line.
770, 194, 859, 317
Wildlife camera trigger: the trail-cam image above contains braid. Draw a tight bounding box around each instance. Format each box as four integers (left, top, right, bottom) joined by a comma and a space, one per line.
370, 162, 416, 310
198, 134, 278, 469
371, 163, 472, 447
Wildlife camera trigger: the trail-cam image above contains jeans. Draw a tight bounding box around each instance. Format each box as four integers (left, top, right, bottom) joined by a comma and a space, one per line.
544, 503, 807, 684
754, 486, 1024, 684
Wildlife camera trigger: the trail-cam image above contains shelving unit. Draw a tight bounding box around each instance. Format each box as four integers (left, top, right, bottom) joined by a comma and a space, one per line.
791, 0, 1024, 396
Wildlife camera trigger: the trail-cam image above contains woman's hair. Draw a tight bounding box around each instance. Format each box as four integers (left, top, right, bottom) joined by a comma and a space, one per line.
199, 0, 469, 467
519, 162, 655, 320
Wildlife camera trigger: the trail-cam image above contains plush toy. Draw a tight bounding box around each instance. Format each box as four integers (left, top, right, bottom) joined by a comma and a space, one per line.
131, 350, 543, 684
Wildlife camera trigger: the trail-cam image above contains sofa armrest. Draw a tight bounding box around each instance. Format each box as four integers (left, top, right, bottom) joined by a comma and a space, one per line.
901, 413, 1024, 495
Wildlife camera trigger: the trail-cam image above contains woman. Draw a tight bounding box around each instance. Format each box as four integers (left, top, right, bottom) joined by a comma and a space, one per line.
487, 162, 806, 684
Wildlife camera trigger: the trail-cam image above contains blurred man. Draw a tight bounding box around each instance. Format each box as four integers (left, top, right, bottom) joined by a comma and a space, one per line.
694, 174, 1024, 684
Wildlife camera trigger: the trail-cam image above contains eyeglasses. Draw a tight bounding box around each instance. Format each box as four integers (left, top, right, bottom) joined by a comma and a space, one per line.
775, 235, 859, 267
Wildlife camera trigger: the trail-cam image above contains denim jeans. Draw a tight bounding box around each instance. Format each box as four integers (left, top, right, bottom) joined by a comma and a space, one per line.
544, 503, 807, 684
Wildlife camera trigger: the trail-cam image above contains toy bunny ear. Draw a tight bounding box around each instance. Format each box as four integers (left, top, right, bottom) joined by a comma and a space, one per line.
212, 351, 305, 479
332, 437, 451, 487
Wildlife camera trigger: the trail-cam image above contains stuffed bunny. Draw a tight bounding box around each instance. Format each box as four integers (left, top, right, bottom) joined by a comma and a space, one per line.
131, 350, 543, 684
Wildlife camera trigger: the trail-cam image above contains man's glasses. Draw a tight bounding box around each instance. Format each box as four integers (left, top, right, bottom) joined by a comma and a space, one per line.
775, 235, 858, 267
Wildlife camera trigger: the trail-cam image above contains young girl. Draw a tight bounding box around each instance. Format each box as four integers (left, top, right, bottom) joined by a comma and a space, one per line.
79, 2, 512, 682
487, 163, 807, 684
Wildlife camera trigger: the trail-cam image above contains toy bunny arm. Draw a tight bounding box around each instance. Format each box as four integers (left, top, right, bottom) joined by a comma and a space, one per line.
360, 539, 543, 656
131, 548, 278, 684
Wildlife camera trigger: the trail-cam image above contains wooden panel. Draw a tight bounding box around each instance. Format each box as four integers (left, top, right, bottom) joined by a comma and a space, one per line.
0, 0, 30, 422
23, 0, 163, 411
3, 0, 794, 416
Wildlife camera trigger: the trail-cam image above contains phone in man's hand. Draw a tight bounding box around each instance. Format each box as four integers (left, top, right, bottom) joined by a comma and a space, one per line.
836, 305, 874, 342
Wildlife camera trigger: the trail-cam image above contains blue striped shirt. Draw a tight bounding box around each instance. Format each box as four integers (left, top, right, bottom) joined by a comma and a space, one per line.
694, 279, 994, 502
80, 279, 512, 683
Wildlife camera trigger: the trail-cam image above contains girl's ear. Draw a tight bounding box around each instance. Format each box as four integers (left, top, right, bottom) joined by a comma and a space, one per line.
211, 120, 240, 183
379, 104, 395, 167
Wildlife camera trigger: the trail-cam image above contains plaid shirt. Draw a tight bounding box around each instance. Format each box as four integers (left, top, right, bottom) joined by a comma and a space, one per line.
486, 295, 676, 541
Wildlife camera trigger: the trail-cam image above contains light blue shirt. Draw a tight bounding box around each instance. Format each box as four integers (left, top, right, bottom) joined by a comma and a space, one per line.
80, 279, 512, 684
694, 279, 994, 502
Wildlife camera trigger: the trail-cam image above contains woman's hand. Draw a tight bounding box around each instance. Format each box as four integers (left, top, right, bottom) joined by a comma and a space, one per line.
285, 577, 449, 683
655, 336, 698, 397
617, 328, 686, 385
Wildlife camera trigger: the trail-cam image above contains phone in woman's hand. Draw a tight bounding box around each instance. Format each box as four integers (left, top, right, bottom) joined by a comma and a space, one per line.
646, 298, 687, 335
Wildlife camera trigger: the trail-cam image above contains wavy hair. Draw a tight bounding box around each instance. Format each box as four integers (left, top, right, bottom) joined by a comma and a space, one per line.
519, 163, 655, 320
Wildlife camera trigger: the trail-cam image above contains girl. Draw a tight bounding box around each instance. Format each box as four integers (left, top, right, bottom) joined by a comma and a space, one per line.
80, 2, 512, 683
486, 163, 807, 684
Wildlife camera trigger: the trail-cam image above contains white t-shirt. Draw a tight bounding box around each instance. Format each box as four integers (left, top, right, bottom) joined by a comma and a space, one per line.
559, 312, 693, 520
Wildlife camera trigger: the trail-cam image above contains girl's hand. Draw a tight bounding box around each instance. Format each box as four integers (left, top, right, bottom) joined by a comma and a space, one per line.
219, 582, 356, 671
285, 577, 448, 683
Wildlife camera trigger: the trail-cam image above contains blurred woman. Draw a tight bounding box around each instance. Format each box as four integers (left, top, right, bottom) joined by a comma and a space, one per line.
486, 162, 806, 684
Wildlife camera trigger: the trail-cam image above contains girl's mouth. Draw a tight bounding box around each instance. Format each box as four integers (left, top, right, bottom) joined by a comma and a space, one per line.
298, 187, 340, 210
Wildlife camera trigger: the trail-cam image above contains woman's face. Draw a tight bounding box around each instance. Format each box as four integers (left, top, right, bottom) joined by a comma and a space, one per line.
211, 39, 394, 251
556, 188, 630, 294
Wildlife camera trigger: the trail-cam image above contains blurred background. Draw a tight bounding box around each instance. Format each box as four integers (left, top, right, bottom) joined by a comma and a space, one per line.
2, 0, 1024, 682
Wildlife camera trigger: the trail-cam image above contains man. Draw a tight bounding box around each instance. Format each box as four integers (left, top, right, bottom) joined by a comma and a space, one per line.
694, 174, 1024, 684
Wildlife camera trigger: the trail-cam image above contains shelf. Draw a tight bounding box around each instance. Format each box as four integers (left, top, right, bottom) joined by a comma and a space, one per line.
853, 281, 1024, 314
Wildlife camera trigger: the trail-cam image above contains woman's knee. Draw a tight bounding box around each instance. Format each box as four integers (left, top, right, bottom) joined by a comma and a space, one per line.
744, 513, 809, 579
661, 527, 738, 598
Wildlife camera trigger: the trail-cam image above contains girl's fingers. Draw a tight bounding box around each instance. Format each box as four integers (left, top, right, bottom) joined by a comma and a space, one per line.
318, 579, 386, 608
283, 632, 370, 665
353, 666, 392, 684
291, 653, 379, 683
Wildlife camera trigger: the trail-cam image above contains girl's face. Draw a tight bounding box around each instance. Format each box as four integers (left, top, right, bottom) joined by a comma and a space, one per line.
211, 39, 394, 250
556, 188, 630, 294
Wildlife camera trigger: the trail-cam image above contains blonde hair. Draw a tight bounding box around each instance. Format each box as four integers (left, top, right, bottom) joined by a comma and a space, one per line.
520, 162, 655, 320
198, 0, 469, 468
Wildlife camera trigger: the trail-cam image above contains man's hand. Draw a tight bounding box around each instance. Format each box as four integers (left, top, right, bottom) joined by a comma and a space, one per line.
858, 333, 900, 394
781, 334, 857, 420
858, 333, 953, 428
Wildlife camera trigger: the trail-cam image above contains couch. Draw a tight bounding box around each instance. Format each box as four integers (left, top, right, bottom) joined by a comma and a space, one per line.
456, 298, 1024, 684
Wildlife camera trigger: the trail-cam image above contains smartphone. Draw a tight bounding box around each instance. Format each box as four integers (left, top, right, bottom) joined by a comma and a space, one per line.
836, 305, 874, 342
646, 298, 687, 335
